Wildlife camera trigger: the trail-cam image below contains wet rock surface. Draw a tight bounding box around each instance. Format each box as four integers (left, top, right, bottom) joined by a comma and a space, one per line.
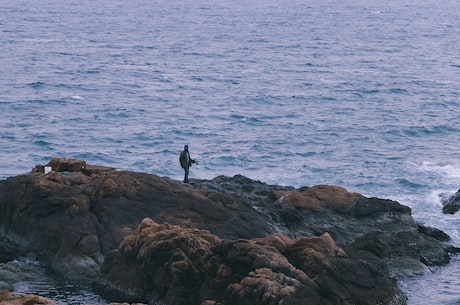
0, 260, 46, 291
0, 158, 458, 305
442, 189, 460, 214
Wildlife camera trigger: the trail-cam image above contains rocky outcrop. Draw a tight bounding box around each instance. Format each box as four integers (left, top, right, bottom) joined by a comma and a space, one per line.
442, 189, 460, 214
193, 177, 414, 243
96, 218, 398, 305
193, 177, 457, 278
0, 158, 458, 305
0, 161, 275, 283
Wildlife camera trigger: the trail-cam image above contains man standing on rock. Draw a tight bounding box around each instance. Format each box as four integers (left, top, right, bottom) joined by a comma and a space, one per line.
179, 145, 196, 183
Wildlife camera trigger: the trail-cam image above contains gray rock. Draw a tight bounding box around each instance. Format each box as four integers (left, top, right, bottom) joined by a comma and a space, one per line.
442, 189, 460, 214
0, 259, 46, 290
0, 280, 10, 290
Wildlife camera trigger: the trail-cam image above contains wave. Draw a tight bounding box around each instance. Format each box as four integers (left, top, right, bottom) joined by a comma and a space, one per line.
26, 82, 46, 89
395, 178, 426, 190
384, 125, 459, 139
419, 162, 460, 180
32, 140, 53, 147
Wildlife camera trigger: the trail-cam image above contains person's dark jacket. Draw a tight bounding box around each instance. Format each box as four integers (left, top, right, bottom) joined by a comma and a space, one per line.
179, 150, 195, 169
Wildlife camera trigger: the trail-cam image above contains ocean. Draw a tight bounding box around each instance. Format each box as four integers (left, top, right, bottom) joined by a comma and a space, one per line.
1, 0, 459, 303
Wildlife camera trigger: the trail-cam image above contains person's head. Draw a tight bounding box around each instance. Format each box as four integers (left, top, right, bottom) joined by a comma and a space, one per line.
184, 145, 189, 151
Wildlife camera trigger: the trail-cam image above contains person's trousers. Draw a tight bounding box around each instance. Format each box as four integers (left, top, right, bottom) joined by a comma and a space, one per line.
183, 167, 189, 183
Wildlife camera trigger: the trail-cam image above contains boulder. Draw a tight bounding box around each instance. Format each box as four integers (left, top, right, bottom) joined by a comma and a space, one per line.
442, 189, 460, 214
32, 157, 115, 175
273, 184, 411, 218
274, 184, 365, 212
46, 157, 86, 173
96, 218, 397, 305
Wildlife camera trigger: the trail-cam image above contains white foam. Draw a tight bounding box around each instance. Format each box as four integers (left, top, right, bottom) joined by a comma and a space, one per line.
420, 161, 460, 179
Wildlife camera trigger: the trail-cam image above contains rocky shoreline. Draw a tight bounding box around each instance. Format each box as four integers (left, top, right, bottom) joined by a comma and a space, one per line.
0, 158, 459, 305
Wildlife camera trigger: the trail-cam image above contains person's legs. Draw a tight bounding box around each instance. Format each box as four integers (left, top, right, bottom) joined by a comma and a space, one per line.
184, 167, 189, 183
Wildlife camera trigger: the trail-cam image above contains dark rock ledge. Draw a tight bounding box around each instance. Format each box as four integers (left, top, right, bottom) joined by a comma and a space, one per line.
0, 158, 458, 305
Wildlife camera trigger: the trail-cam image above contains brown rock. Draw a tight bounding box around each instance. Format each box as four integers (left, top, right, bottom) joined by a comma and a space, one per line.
0, 291, 57, 305
0, 291, 146, 305
99, 219, 223, 304
0, 290, 9, 302
97, 218, 397, 305
31, 165, 45, 174
252, 233, 294, 253
285, 233, 396, 305
47, 157, 87, 172
276, 185, 364, 213
225, 268, 318, 305
287, 233, 347, 278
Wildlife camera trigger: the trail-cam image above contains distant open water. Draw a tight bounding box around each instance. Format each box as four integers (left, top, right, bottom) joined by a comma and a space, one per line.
1, 0, 459, 304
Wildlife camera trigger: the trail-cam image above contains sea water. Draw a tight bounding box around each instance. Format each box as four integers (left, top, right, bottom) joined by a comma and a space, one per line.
0, 0, 459, 304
